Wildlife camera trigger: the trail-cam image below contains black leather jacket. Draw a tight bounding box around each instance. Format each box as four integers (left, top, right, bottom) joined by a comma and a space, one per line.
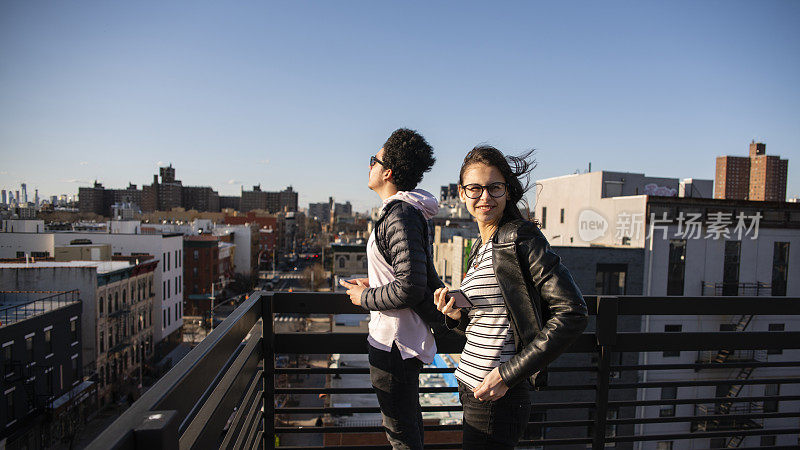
449, 218, 588, 388
359, 200, 446, 328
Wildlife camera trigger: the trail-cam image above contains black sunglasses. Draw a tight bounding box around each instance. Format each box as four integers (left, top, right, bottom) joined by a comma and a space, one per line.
370, 155, 385, 168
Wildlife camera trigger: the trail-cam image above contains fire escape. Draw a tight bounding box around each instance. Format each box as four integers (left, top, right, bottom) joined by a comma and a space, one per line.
693, 314, 765, 447
4, 359, 59, 444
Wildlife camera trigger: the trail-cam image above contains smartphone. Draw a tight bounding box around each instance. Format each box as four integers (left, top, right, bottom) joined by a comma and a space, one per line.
447, 289, 473, 308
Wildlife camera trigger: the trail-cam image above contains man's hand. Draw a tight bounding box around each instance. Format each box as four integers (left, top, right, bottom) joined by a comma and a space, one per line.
433, 287, 461, 320
349, 278, 370, 287
339, 279, 368, 306
473, 367, 508, 401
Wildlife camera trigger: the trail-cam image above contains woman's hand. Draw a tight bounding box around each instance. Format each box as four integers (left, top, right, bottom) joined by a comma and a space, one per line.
473, 367, 508, 401
433, 287, 461, 320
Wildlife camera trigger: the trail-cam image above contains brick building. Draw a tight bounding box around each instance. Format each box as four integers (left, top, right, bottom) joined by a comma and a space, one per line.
224, 212, 277, 269
183, 236, 234, 317
715, 141, 789, 201
240, 185, 298, 213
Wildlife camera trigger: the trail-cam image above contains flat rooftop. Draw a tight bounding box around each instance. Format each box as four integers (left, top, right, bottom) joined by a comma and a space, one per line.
0, 290, 80, 327
0, 261, 132, 274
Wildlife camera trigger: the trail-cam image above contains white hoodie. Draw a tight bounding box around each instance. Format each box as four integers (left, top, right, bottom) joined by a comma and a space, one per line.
367, 189, 439, 363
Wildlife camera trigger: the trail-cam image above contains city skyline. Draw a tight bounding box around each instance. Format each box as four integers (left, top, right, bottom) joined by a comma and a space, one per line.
1, 1, 799, 212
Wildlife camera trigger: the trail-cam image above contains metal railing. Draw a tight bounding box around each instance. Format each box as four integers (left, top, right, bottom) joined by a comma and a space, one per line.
701, 281, 772, 296
0, 289, 80, 327
89, 292, 800, 449
696, 349, 768, 364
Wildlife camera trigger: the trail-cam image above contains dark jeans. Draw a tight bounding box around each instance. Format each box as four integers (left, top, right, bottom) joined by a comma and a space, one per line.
458, 380, 531, 449
368, 343, 424, 450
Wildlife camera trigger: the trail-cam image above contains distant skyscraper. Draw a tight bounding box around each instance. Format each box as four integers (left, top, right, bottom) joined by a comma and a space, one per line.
715, 141, 789, 202
21, 183, 27, 204
34, 189, 39, 206
15, 190, 20, 204
1, 190, 6, 205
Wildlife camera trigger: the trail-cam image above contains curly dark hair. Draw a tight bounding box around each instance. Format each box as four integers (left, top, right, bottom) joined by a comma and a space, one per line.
382, 128, 436, 191
459, 145, 537, 223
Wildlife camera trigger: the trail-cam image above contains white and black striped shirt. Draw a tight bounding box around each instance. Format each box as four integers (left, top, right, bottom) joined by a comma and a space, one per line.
454, 241, 516, 390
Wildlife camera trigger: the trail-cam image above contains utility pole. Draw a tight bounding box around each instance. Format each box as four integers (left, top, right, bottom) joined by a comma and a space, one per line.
210, 282, 215, 332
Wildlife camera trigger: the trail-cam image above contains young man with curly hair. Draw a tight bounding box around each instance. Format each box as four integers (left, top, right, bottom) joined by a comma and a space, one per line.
340, 128, 446, 449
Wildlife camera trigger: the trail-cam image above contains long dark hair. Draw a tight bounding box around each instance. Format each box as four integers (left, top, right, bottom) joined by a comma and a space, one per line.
458, 145, 537, 225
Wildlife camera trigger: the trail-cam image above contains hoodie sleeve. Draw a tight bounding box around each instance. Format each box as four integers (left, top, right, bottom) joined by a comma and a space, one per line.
360, 205, 428, 311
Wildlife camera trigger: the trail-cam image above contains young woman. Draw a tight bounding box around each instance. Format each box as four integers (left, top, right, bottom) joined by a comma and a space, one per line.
433, 145, 588, 449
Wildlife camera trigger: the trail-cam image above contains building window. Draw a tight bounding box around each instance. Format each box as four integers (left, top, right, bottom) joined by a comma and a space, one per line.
122, 289, 127, 305
163, 309, 167, 329
541, 207, 547, 229
5, 391, 14, 423
70, 318, 78, 342
44, 329, 52, 354
2, 342, 12, 377
656, 442, 673, 450
560, 208, 564, 223
114, 292, 119, 311
659, 386, 677, 417
99, 296, 104, 314
71, 355, 78, 376
587, 407, 617, 442
768, 323, 785, 355
338, 257, 345, 268
667, 240, 686, 295
709, 437, 726, 448
25, 335, 34, 361
663, 325, 682, 357
99, 331, 104, 353
772, 242, 789, 296
723, 240, 741, 296
760, 435, 776, 446
595, 264, 627, 295
167, 251, 171, 271
194, 250, 199, 260
764, 384, 780, 413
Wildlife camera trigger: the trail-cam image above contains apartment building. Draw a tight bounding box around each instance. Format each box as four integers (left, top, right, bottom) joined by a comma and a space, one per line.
0, 291, 90, 449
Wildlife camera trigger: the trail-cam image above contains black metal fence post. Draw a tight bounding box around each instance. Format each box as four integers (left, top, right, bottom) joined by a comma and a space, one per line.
593, 296, 618, 449
133, 410, 179, 450
262, 292, 275, 449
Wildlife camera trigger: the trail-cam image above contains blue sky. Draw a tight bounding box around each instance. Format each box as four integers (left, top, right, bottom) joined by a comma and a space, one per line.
1, 1, 798, 212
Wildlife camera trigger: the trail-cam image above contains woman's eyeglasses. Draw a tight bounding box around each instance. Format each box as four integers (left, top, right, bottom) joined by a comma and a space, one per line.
461, 182, 507, 199
370, 156, 385, 168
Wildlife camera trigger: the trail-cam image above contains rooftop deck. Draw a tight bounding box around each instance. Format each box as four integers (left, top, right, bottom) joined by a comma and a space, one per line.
89, 291, 800, 449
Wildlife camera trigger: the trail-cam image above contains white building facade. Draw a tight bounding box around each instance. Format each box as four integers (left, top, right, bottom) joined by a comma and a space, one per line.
0, 222, 184, 344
